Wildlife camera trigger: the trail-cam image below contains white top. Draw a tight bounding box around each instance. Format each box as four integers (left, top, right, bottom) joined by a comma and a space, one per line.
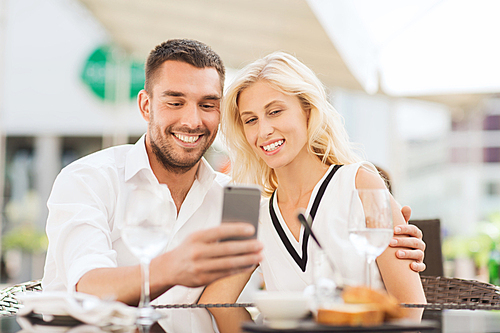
258, 162, 384, 292
42, 134, 230, 308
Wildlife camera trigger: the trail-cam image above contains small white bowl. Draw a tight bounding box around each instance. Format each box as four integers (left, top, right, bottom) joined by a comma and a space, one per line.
253, 291, 310, 329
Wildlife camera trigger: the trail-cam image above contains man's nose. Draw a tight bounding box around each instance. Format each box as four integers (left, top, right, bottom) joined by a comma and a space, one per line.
180, 103, 203, 129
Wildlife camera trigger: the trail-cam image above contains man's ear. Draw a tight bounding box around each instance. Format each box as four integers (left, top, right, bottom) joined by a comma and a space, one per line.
138, 89, 151, 122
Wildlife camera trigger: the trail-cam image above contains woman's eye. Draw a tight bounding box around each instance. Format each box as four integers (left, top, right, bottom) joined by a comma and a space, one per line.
269, 109, 282, 116
244, 118, 257, 125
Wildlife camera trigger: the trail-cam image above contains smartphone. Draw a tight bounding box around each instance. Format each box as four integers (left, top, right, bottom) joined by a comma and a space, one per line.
221, 184, 261, 241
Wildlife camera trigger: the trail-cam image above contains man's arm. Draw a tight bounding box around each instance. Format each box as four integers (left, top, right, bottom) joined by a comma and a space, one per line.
391, 206, 427, 273
77, 223, 263, 305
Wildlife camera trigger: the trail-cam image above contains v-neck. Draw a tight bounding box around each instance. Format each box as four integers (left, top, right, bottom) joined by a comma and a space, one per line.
272, 193, 305, 250
269, 164, 343, 272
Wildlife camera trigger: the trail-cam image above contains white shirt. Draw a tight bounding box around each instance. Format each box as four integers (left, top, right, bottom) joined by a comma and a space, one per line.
258, 162, 384, 292
42, 134, 230, 308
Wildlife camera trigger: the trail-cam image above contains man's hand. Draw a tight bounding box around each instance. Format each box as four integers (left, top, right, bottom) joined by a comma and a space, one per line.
77, 223, 263, 306
157, 222, 263, 289
390, 206, 426, 273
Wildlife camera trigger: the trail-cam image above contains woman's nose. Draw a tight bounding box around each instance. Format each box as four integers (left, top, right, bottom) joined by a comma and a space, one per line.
258, 119, 274, 138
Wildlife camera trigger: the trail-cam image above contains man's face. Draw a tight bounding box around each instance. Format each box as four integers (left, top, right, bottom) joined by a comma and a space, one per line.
139, 60, 222, 174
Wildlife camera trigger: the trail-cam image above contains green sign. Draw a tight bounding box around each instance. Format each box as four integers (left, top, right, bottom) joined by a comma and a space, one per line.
81, 45, 145, 101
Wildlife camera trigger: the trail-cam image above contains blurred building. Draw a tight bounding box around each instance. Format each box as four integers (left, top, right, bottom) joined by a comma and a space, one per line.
333, 88, 500, 238
0, 0, 146, 283
331, 89, 453, 227
445, 98, 500, 233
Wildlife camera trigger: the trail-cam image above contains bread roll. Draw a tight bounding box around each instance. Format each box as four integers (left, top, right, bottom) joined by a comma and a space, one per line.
316, 304, 384, 326
341, 286, 405, 320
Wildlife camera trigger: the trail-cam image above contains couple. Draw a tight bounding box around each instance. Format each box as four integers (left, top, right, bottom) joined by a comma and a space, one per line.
42, 39, 425, 330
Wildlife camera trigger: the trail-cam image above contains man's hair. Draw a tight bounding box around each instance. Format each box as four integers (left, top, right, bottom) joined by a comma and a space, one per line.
145, 39, 225, 95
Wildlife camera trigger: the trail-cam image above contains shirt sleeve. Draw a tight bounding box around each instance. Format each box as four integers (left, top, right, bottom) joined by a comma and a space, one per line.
44, 163, 118, 292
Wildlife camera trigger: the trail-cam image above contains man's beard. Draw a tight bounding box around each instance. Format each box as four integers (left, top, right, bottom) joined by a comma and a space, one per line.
150, 125, 217, 175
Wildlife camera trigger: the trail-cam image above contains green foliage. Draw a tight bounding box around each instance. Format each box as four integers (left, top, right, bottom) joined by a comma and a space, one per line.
2, 224, 48, 253
442, 213, 500, 268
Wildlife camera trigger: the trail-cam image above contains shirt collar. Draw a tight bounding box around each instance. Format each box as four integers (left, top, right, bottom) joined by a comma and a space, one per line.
124, 133, 217, 187
196, 156, 217, 190
124, 134, 153, 182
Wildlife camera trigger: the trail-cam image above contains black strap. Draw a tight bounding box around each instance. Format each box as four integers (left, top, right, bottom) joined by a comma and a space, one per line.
269, 164, 343, 272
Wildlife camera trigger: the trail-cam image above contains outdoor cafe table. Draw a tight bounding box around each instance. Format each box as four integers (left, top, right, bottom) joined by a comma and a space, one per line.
2, 309, 500, 333
242, 309, 500, 333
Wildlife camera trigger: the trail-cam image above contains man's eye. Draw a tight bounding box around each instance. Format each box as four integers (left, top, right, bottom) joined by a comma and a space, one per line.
168, 102, 182, 107
201, 104, 215, 109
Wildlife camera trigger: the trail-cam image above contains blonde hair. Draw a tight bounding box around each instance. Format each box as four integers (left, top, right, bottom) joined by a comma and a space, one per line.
221, 52, 362, 197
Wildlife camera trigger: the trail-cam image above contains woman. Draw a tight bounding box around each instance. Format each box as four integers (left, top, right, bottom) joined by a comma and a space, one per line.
200, 52, 426, 331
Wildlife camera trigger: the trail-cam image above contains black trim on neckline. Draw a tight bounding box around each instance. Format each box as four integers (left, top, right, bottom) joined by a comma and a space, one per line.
269, 164, 343, 272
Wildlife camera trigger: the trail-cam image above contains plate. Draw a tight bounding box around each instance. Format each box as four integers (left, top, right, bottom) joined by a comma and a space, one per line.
242, 319, 439, 332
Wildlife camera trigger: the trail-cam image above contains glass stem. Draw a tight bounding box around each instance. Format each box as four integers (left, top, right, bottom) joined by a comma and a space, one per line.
140, 259, 151, 308
366, 255, 375, 288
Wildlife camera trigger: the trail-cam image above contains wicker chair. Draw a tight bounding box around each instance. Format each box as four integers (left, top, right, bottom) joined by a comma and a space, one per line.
416, 275, 500, 310
0, 280, 42, 316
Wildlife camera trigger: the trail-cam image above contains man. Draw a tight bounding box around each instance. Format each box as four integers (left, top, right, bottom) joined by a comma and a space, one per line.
43, 39, 425, 308
43, 39, 263, 309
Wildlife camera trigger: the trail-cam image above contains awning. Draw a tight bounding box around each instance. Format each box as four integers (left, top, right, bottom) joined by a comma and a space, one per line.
77, 0, 496, 109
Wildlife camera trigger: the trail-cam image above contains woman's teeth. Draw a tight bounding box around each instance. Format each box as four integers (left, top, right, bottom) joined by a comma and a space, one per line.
263, 140, 284, 152
175, 134, 199, 143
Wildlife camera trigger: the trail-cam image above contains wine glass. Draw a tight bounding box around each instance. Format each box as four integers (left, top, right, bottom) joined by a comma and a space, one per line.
347, 188, 392, 288
121, 188, 170, 325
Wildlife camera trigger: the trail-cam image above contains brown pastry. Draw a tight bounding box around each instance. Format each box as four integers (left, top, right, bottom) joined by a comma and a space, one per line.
316, 304, 384, 326
341, 286, 406, 320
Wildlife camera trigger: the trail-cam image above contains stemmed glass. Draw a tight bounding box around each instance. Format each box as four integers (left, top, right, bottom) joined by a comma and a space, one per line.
348, 189, 392, 288
121, 188, 170, 325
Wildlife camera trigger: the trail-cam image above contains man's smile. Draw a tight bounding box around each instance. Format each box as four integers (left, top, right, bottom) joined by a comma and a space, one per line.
174, 133, 201, 144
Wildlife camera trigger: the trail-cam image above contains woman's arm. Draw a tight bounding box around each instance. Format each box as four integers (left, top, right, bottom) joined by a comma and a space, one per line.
355, 167, 426, 318
198, 269, 255, 333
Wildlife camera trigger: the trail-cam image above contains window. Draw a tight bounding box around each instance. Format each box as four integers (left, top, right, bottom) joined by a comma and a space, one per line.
484, 115, 500, 131
486, 182, 500, 196
484, 147, 500, 163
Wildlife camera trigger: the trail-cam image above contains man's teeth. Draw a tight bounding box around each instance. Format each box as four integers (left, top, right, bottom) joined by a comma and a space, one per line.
175, 134, 199, 143
263, 140, 284, 152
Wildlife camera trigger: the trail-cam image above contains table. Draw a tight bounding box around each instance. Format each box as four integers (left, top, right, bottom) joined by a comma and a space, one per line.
2, 309, 500, 332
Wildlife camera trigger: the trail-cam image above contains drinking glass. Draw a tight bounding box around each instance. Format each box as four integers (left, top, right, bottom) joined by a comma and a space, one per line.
347, 188, 392, 288
121, 188, 170, 325
311, 244, 343, 310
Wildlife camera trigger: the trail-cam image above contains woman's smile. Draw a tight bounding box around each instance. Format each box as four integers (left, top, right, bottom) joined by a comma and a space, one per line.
261, 139, 285, 154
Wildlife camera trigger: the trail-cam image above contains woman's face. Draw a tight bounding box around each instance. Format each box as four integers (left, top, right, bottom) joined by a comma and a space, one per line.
238, 80, 310, 170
